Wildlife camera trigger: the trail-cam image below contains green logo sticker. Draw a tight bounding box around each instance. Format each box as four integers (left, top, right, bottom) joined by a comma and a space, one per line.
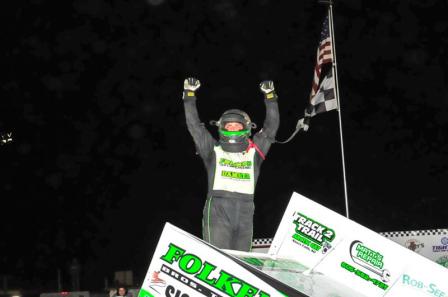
291, 212, 335, 253
342, 240, 390, 291
219, 158, 252, 169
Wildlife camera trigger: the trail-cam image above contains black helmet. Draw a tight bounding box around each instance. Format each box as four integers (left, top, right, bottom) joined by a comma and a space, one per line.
211, 109, 257, 152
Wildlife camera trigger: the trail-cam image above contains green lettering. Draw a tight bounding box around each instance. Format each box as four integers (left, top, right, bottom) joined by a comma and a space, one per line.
219, 159, 252, 169
376, 282, 389, 290
357, 248, 384, 269
214, 271, 239, 296
160, 243, 185, 264
221, 171, 251, 180
293, 212, 335, 244
402, 274, 410, 284
356, 245, 368, 253
162, 245, 272, 297
179, 254, 202, 274
341, 261, 356, 272
371, 278, 389, 289
310, 242, 321, 251
355, 269, 370, 281
235, 283, 259, 297
195, 261, 218, 285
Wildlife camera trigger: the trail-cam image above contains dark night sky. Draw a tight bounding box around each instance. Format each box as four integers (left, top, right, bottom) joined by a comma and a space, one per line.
1, 0, 448, 291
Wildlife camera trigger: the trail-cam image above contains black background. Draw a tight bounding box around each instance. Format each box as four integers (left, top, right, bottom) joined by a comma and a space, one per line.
1, 0, 447, 292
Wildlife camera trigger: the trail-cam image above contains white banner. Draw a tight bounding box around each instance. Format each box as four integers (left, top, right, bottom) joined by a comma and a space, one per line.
381, 230, 448, 268
268, 192, 350, 269
268, 192, 448, 297
138, 223, 293, 297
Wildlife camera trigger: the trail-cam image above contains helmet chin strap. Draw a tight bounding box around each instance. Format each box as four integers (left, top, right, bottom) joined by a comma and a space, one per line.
220, 139, 249, 153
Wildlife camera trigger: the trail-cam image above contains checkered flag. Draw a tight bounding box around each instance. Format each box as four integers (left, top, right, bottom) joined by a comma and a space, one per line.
299, 15, 337, 131
308, 71, 336, 116
276, 14, 338, 142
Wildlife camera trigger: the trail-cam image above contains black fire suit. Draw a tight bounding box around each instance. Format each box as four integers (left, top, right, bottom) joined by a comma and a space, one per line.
183, 91, 280, 251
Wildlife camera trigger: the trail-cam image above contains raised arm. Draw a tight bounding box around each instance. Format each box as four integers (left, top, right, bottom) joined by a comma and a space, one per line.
253, 80, 280, 157
182, 78, 215, 160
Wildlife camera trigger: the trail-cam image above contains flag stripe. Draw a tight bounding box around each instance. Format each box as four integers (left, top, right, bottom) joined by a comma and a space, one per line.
307, 15, 338, 117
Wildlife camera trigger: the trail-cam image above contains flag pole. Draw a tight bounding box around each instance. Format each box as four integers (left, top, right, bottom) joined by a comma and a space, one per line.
326, 2, 350, 218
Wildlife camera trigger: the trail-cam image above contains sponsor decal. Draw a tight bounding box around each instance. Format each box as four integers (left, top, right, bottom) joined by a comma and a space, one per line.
158, 243, 274, 297
405, 239, 424, 253
436, 256, 448, 268
221, 171, 251, 180
219, 159, 252, 169
401, 274, 447, 296
146, 271, 167, 295
160, 265, 219, 297
432, 237, 448, 253
148, 271, 167, 294
291, 212, 335, 254
340, 241, 390, 291
150, 271, 166, 286
340, 262, 389, 291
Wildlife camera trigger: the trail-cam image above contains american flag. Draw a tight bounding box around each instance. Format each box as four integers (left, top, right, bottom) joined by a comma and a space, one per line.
282, 15, 339, 136
307, 15, 337, 117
